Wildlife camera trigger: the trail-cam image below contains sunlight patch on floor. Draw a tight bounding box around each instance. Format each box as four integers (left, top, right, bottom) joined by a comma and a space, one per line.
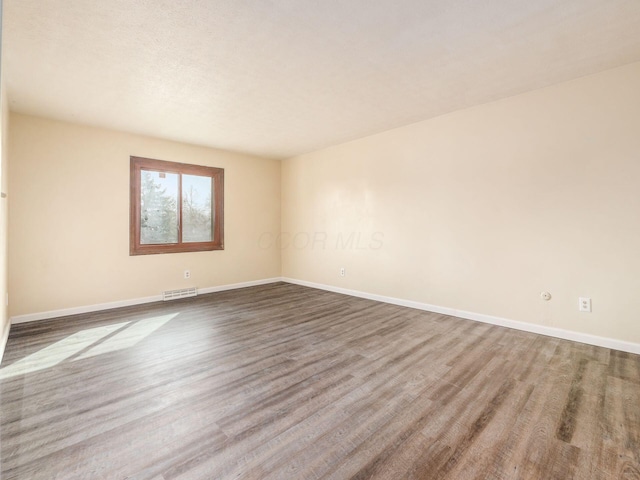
75, 313, 177, 361
0, 313, 178, 379
0, 322, 128, 379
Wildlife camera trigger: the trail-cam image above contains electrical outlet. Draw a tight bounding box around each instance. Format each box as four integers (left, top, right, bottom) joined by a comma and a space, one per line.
579, 297, 591, 312
340, 267, 345, 277
184, 270, 191, 279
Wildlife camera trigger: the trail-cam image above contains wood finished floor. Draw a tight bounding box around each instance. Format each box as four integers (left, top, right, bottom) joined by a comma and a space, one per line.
1, 283, 639, 480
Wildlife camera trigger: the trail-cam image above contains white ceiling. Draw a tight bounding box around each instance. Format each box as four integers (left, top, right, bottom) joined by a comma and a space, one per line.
5, 0, 640, 159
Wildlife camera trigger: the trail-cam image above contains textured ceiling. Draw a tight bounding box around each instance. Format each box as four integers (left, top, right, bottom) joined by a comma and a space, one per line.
5, 0, 640, 159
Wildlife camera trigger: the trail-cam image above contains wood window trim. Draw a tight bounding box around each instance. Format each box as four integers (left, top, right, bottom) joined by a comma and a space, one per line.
130, 156, 224, 255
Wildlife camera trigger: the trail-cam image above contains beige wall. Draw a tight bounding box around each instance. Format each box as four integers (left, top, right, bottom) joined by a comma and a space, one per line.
282, 61, 640, 344
0, 2, 8, 359
0, 85, 9, 355
8, 114, 281, 317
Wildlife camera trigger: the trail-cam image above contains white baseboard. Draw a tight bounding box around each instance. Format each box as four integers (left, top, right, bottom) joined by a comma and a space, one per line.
7, 276, 639, 355
197, 277, 283, 295
281, 277, 640, 355
0, 321, 9, 365
9, 277, 283, 325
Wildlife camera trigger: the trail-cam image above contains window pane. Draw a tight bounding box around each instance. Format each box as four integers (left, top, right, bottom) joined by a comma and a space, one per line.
140, 170, 179, 244
182, 174, 213, 243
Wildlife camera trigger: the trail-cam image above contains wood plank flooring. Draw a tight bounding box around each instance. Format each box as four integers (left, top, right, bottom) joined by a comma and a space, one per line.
0, 282, 639, 479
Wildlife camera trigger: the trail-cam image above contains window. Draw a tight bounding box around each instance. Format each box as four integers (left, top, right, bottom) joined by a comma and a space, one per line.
130, 156, 224, 255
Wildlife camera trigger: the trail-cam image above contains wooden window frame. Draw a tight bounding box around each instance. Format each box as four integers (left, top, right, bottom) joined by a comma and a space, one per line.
130, 156, 224, 255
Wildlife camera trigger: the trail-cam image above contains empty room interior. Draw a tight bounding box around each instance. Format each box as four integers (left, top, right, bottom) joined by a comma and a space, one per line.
1, 1, 640, 479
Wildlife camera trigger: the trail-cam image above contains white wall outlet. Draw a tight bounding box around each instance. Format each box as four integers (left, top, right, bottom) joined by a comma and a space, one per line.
579, 297, 591, 312
540, 291, 551, 301
184, 270, 191, 279
340, 267, 345, 277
